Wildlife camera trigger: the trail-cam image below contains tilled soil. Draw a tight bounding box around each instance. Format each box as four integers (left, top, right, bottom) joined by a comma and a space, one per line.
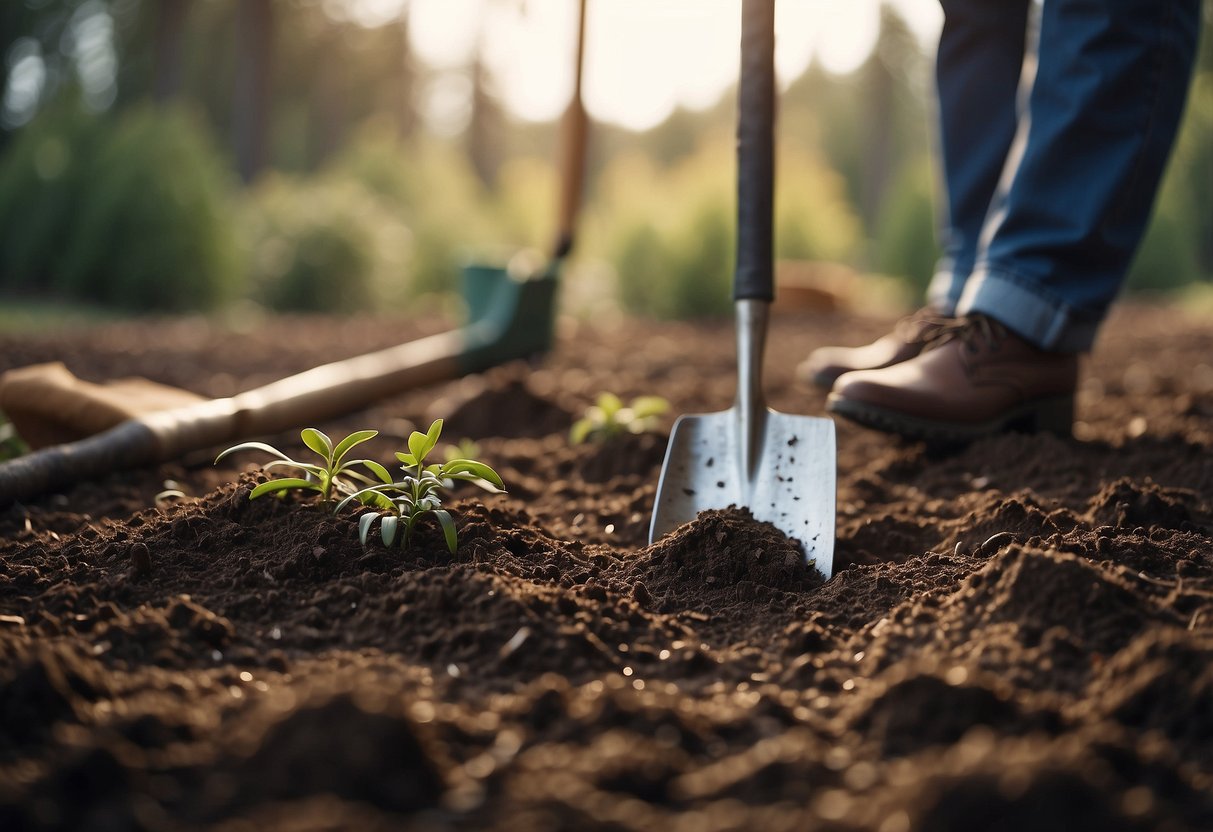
0, 304, 1211, 831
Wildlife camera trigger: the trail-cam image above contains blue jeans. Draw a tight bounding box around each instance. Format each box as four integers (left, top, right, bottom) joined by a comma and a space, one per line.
927, 0, 1201, 352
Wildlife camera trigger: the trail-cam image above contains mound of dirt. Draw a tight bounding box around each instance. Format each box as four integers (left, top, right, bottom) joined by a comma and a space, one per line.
0, 304, 1211, 830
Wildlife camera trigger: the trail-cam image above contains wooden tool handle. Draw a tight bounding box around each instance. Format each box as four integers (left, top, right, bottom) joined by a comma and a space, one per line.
0, 331, 465, 504
553, 0, 589, 259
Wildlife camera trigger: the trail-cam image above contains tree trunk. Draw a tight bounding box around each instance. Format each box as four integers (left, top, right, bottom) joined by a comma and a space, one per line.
152, 0, 190, 103
466, 53, 502, 188
396, 14, 417, 137
232, 0, 274, 184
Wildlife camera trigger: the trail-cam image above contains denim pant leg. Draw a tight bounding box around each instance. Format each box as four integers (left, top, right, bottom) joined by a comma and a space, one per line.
957, 0, 1202, 352
927, 0, 1032, 314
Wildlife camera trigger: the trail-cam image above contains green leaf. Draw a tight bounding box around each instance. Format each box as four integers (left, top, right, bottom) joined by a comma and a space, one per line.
425, 418, 444, 448
407, 433, 429, 466
367, 491, 397, 511
433, 509, 458, 554
249, 478, 318, 500
261, 459, 324, 477
301, 428, 333, 461
569, 419, 592, 445
630, 396, 670, 420
338, 483, 398, 513
442, 460, 504, 490
381, 515, 399, 547
597, 392, 624, 419
358, 512, 376, 546
338, 467, 377, 488
361, 459, 394, 484
215, 441, 292, 464
396, 451, 418, 469
332, 430, 378, 466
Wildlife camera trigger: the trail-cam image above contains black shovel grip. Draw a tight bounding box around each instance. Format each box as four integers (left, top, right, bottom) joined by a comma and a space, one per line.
735, 0, 776, 302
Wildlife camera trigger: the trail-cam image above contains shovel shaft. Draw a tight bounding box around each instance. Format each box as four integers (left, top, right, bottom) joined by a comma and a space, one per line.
735, 299, 769, 483
735, 0, 775, 302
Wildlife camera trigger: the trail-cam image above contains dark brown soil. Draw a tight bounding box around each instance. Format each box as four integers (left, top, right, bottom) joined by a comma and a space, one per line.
0, 303, 1211, 831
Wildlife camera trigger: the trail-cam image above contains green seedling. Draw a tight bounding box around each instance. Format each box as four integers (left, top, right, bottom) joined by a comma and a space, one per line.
570, 392, 670, 445
216, 428, 379, 508
339, 419, 503, 554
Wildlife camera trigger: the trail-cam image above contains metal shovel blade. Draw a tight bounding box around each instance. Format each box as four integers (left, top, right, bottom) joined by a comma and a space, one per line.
647, 0, 835, 579
649, 406, 836, 579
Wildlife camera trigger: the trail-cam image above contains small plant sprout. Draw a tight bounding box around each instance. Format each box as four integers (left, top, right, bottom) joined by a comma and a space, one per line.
570, 392, 670, 445
215, 428, 380, 509
338, 419, 503, 554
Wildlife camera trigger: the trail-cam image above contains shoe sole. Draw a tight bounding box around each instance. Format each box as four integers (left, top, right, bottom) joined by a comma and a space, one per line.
826, 393, 1074, 444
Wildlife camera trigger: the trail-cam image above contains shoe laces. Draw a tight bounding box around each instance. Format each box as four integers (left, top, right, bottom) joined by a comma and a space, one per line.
923, 314, 1008, 354
893, 307, 952, 345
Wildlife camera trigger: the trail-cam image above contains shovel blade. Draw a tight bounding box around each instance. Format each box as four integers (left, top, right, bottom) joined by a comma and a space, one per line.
649, 408, 836, 579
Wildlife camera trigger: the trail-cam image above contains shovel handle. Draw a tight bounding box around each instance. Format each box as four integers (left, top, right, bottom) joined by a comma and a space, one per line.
734, 0, 776, 303
553, 0, 589, 259
0, 421, 159, 504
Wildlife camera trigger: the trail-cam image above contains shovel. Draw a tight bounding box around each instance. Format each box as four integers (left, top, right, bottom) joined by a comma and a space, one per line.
0, 2, 594, 505
648, 0, 836, 578
460, 0, 589, 351
0, 268, 557, 504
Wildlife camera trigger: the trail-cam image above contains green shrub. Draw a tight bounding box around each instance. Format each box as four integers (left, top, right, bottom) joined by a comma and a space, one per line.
1126, 199, 1202, 293
0, 105, 240, 312
612, 202, 734, 320
873, 161, 939, 294
329, 127, 502, 298
243, 173, 409, 312
775, 145, 863, 263
0, 108, 98, 295
600, 134, 862, 319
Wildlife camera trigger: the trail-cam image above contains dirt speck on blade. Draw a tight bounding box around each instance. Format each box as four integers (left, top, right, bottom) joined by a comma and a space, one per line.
0, 303, 1211, 831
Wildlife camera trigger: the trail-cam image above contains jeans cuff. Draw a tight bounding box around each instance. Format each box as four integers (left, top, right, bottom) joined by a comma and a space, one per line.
926, 266, 964, 315
955, 266, 1100, 352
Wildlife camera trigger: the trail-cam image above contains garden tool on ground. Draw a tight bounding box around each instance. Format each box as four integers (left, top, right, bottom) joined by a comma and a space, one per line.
649, 0, 836, 578
0, 1, 592, 505
465, 0, 589, 305
0, 269, 554, 504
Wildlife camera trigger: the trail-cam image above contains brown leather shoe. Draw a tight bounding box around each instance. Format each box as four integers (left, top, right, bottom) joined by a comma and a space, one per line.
797, 307, 949, 389
826, 315, 1078, 442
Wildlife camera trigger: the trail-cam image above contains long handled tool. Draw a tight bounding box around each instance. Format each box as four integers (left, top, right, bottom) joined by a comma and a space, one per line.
648, 0, 836, 578
0, 1, 592, 505
462, 0, 589, 333
0, 271, 555, 504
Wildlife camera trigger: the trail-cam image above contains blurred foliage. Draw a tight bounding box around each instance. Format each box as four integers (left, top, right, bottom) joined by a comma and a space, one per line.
0, 1, 1208, 320
329, 126, 506, 297
873, 161, 940, 294
593, 135, 861, 319
1128, 72, 1213, 291
243, 172, 405, 312
594, 142, 734, 319
0, 104, 239, 311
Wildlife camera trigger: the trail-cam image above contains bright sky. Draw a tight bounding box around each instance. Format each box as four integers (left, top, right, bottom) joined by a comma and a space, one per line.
335, 0, 943, 132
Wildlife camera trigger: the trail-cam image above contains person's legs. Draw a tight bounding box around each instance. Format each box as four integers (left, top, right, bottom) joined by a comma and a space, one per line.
828, 0, 1202, 440
957, 0, 1202, 352
798, 0, 1030, 389
928, 0, 1033, 313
